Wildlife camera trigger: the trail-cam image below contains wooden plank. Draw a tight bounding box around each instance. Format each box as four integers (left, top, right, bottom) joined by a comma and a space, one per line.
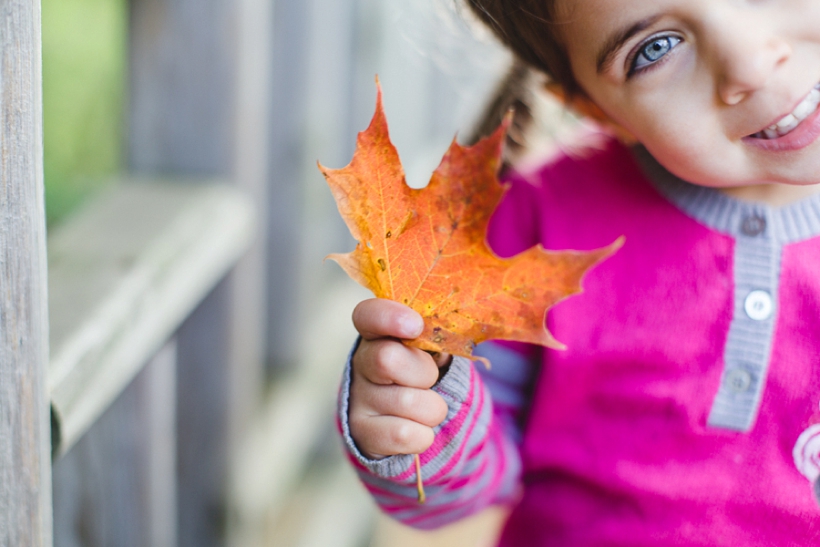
0, 0, 53, 545
127, 0, 235, 174
265, 0, 310, 373
175, 283, 231, 545
48, 180, 255, 456
229, 0, 272, 439
128, 0, 271, 544
52, 341, 178, 547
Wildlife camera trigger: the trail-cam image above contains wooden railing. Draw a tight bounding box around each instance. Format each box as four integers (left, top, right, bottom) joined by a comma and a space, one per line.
48, 180, 255, 545
48, 181, 255, 458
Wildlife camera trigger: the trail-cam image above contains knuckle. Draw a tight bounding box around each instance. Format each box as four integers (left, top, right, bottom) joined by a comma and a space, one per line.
392, 421, 418, 448
373, 343, 399, 378
397, 388, 417, 414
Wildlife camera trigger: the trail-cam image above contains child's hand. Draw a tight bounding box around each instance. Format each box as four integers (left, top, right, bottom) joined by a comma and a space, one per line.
349, 298, 450, 460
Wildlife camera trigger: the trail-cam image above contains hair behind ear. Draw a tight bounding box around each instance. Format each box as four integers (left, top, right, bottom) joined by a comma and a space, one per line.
545, 83, 638, 144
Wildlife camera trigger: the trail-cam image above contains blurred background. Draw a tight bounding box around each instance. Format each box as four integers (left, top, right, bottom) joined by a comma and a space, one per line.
41, 0, 537, 545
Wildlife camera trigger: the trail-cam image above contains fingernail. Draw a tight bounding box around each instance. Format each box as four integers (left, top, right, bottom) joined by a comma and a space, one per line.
400, 314, 424, 337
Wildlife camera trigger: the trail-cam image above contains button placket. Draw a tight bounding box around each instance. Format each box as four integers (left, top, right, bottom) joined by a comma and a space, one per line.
708, 208, 779, 432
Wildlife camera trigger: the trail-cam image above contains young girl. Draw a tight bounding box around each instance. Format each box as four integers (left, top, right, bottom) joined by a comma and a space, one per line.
338, 0, 820, 544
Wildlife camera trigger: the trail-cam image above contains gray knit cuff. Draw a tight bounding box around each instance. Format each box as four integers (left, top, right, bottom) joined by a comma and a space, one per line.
338, 340, 474, 479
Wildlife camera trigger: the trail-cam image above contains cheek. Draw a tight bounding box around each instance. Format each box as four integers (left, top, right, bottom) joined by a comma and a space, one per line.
636, 121, 742, 186
611, 95, 743, 186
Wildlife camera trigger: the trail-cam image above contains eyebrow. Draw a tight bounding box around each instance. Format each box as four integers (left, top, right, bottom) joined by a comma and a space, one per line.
595, 14, 663, 74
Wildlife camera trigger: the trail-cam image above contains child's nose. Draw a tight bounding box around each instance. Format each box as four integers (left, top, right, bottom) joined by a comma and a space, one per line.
714, 19, 791, 106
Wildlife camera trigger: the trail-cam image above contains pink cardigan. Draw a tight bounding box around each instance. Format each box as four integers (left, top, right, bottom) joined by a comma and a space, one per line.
338, 136, 820, 545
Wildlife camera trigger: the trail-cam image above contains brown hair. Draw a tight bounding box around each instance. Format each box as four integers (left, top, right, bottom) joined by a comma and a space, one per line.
464, 0, 582, 97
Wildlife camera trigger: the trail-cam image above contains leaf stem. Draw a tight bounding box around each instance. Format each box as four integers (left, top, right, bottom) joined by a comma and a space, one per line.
415, 454, 426, 504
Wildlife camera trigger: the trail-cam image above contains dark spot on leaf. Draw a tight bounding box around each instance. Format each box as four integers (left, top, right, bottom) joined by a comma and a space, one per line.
386, 231, 392, 238
377, 258, 386, 271
433, 327, 442, 333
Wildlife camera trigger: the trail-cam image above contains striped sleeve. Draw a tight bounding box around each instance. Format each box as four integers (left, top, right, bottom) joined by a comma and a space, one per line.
337, 340, 535, 529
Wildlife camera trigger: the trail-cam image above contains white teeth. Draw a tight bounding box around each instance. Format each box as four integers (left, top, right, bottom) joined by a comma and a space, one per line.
793, 98, 816, 120
776, 113, 799, 132
755, 84, 820, 139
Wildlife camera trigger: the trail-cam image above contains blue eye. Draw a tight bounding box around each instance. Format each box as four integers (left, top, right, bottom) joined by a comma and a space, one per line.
631, 36, 681, 73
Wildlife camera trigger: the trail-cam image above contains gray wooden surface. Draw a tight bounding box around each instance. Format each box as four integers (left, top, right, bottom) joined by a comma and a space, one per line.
0, 0, 53, 544
48, 181, 255, 456
265, 0, 310, 373
53, 342, 178, 547
228, 0, 272, 440
128, 0, 270, 544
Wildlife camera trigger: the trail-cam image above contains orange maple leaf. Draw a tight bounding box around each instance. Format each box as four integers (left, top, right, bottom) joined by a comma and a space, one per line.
320, 85, 622, 361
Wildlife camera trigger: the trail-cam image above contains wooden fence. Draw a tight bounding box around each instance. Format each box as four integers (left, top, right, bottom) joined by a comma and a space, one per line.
0, 0, 510, 545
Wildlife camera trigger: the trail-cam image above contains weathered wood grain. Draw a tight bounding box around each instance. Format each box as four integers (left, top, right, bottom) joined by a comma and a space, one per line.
0, 0, 52, 544
52, 341, 178, 547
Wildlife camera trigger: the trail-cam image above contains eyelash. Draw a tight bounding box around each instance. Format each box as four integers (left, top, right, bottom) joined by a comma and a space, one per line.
627, 35, 682, 78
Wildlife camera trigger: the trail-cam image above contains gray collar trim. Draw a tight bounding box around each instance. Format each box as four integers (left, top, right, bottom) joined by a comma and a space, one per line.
629, 145, 802, 431
631, 145, 820, 244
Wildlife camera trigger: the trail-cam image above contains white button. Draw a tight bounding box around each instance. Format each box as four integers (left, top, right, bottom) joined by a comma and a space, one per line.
744, 290, 773, 321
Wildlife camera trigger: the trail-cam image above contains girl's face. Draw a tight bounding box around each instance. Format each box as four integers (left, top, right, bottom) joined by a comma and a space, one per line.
558, 0, 820, 188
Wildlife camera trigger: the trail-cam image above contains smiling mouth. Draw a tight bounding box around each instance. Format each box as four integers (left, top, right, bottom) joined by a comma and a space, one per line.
749, 84, 820, 139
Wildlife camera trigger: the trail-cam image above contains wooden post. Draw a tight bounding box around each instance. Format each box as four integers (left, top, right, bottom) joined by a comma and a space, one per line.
0, 0, 52, 545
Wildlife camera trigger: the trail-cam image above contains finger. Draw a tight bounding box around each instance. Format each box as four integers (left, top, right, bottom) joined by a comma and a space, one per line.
352, 384, 448, 428
352, 298, 423, 341
354, 339, 439, 388
350, 415, 435, 459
